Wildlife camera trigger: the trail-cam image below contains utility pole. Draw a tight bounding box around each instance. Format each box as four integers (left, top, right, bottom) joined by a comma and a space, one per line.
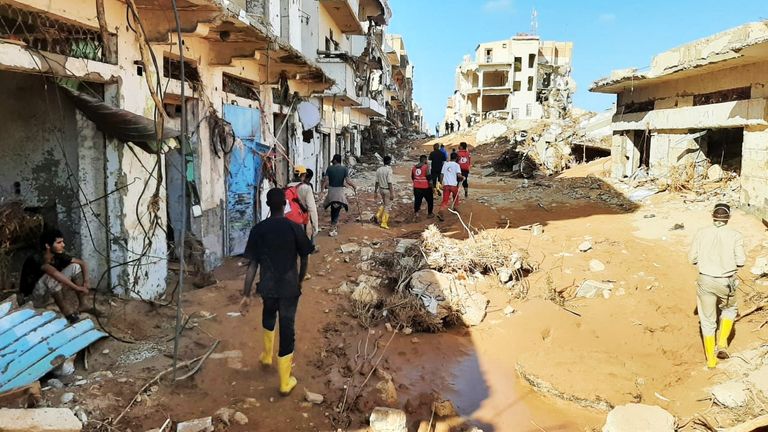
531, 8, 539, 36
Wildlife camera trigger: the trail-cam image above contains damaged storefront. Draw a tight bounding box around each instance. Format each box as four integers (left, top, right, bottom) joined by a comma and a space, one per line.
591, 21, 768, 217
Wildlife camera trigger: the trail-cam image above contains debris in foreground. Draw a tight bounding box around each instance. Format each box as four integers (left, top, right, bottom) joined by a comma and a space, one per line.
602, 403, 676, 432
0, 407, 82, 432
369, 407, 407, 432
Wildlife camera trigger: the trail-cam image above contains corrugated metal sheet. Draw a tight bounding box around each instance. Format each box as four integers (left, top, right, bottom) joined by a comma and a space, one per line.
0, 299, 106, 393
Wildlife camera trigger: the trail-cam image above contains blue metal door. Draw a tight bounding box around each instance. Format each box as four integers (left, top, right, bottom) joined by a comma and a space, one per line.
223, 104, 265, 256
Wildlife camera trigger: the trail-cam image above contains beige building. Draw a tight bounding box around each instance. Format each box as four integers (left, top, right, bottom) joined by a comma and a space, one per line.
444, 35, 573, 131
591, 21, 768, 217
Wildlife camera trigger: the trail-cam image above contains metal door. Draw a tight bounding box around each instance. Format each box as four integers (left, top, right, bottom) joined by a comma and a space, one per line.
224, 104, 265, 256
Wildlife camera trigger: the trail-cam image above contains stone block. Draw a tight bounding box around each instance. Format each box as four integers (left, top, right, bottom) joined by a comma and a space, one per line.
602, 404, 675, 432
0, 408, 82, 432
370, 407, 407, 432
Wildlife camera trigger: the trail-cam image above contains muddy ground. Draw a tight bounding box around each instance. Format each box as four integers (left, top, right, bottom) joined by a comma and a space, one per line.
35, 146, 768, 432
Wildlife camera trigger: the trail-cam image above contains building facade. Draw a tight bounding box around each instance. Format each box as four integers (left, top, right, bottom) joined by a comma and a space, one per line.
0, 0, 407, 299
444, 35, 573, 131
591, 21, 768, 217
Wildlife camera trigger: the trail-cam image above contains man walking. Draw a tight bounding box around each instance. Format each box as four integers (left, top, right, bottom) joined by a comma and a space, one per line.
374, 155, 395, 230
412, 155, 433, 220
21, 228, 91, 323
437, 153, 464, 221
287, 166, 319, 249
241, 188, 314, 395
689, 203, 746, 368
428, 143, 446, 195
322, 154, 356, 237
457, 142, 472, 198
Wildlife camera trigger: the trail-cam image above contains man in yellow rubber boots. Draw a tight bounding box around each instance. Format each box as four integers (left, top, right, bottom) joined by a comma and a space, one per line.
374, 155, 395, 230
689, 203, 746, 368
240, 188, 314, 395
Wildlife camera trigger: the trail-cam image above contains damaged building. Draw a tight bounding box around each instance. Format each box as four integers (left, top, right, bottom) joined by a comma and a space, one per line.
443, 34, 574, 131
591, 21, 768, 217
0, 0, 417, 300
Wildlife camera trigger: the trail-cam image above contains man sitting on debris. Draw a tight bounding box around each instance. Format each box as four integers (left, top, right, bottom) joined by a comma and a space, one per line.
240, 188, 314, 396
288, 165, 319, 250
412, 154, 433, 220
322, 154, 356, 237
457, 142, 472, 198
428, 143, 446, 196
689, 203, 745, 368
437, 153, 464, 221
374, 155, 395, 230
20, 228, 91, 323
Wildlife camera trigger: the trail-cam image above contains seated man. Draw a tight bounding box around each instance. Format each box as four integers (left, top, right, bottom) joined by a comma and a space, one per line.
20, 229, 90, 322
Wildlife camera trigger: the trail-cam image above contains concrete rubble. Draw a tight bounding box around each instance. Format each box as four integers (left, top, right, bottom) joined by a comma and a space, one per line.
0, 408, 82, 432
410, 269, 488, 327
711, 380, 749, 408
602, 403, 676, 432
576, 280, 614, 299
176, 417, 213, 432
369, 407, 407, 432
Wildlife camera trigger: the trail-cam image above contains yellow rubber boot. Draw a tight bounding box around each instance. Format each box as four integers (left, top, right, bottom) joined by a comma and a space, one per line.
380, 212, 390, 230
259, 330, 275, 366
277, 353, 298, 395
704, 335, 718, 369
718, 319, 734, 359
376, 206, 384, 223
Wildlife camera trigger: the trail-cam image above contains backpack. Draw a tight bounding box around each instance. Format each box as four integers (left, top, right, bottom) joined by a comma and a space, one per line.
284, 184, 309, 225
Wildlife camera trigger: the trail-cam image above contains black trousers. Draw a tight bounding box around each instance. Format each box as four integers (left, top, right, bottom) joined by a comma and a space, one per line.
461, 170, 469, 189
262, 295, 300, 356
413, 188, 434, 214
330, 203, 343, 224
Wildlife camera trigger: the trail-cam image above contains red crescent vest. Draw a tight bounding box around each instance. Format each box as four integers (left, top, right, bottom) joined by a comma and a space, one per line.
457, 149, 471, 171
412, 165, 429, 189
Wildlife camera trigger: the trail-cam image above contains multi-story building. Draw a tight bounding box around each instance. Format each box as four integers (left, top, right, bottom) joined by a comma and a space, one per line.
384, 34, 417, 129
591, 21, 768, 218
444, 35, 573, 131
0, 0, 398, 299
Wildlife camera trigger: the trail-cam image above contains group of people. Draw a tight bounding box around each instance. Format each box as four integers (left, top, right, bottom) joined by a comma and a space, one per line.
438, 119, 461, 136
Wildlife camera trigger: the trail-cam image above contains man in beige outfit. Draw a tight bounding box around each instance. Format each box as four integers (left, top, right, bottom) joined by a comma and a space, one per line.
689, 203, 746, 368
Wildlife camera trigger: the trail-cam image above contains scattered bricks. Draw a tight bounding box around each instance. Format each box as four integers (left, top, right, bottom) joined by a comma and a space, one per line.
369, 407, 407, 432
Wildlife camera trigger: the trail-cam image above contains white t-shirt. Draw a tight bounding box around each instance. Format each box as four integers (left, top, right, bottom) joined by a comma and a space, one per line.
441, 161, 461, 186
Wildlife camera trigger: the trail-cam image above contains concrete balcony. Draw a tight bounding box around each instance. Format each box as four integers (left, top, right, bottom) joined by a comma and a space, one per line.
352, 97, 386, 117
611, 98, 768, 131
320, 0, 363, 34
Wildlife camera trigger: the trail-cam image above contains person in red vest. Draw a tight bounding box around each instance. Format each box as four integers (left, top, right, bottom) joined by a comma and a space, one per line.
457, 142, 472, 198
411, 155, 433, 220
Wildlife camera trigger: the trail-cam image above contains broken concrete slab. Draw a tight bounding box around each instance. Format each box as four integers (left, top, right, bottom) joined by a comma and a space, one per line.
360, 247, 374, 261
340, 243, 360, 254
410, 269, 488, 326
576, 280, 614, 299
369, 407, 407, 432
0, 408, 82, 431
304, 389, 324, 404
351, 283, 380, 304
176, 417, 213, 432
602, 403, 676, 432
711, 380, 748, 408
232, 412, 248, 425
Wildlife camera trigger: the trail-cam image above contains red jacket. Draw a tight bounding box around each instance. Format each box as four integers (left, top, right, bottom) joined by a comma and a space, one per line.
457, 149, 471, 172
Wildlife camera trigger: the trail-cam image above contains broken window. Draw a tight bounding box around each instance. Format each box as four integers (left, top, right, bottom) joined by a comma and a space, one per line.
514, 57, 522, 72
502, 43, 507, 48
542, 72, 552, 88
513, 81, 521, 92
528, 54, 536, 68
485, 48, 493, 63
526, 103, 533, 117
699, 128, 744, 173
693, 87, 750, 106
223, 74, 260, 101
163, 55, 201, 84
483, 95, 508, 112
0, 3, 113, 63
527, 76, 534, 91
621, 99, 655, 114
483, 71, 507, 87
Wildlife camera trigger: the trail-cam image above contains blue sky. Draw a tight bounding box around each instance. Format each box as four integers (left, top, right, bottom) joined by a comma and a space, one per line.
386, 0, 768, 129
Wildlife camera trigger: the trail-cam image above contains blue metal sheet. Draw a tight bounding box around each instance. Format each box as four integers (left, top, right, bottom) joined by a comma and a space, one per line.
224, 104, 266, 256
0, 311, 57, 351
0, 301, 106, 394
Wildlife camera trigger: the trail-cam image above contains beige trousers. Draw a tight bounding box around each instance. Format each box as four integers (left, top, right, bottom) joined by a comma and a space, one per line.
696, 274, 737, 337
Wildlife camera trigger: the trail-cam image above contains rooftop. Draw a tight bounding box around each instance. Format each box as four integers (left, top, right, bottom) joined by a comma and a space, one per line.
591, 21, 768, 93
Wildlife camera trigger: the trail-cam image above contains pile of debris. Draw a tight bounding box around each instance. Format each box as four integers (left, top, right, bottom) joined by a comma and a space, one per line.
348, 226, 535, 332
0, 200, 43, 291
